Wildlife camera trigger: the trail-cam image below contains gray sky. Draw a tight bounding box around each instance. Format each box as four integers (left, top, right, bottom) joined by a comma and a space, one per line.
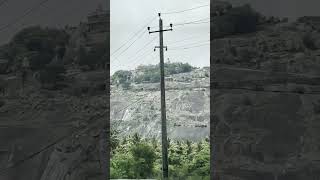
2, 0, 320, 75
110, 0, 210, 74
0, 0, 106, 45
224, 0, 320, 20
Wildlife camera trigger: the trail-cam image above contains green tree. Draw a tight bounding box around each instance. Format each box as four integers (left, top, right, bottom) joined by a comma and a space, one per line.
7, 26, 69, 71
130, 142, 157, 178
212, 4, 260, 38
134, 62, 193, 84
111, 136, 210, 179
112, 70, 132, 89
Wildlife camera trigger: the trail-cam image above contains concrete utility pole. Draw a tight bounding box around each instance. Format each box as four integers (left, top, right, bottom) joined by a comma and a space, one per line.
148, 13, 172, 179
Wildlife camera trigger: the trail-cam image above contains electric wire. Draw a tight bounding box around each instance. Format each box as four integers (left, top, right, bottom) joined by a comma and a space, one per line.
111, 16, 157, 57
0, 0, 51, 32
162, 4, 209, 15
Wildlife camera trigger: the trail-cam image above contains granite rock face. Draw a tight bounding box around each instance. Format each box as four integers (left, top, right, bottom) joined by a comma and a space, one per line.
211, 13, 320, 180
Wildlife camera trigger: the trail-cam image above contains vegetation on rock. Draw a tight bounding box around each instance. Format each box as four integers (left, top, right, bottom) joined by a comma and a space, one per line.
112, 62, 194, 87
4, 26, 69, 71
111, 70, 132, 89
212, 4, 261, 38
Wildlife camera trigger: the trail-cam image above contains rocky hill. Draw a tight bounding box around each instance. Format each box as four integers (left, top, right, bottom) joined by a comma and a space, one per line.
111, 67, 210, 141
0, 6, 109, 180
0, 69, 107, 180
210, 6, 320, 179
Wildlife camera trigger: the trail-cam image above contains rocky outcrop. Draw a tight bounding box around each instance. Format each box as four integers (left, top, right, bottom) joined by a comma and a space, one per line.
211, 17, 320, 180
0, 70, 107, 180
111, 68, 210, 141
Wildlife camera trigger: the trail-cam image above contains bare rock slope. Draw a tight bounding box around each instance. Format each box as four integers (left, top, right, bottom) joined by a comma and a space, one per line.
211, 17, 320, 179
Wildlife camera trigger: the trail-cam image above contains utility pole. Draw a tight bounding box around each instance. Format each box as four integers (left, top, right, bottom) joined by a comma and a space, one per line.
148, 13, 172, 179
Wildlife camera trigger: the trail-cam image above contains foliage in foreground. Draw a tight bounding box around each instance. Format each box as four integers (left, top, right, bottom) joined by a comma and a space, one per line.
111, 133, 210, 179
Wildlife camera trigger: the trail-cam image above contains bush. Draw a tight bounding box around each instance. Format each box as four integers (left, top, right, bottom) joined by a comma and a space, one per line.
7, 26, 69, 71
112, 70, 132, 88
212, 4, 260, 38
111, 134, 210, 179
121, 81, 131, 90
134, 62, 193, 84
130, 142, 157, 178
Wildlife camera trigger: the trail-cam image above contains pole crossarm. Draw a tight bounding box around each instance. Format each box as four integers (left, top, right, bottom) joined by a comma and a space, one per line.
154, 46, 168, 51
148, 29, 173, 33
155, 46, 167, 48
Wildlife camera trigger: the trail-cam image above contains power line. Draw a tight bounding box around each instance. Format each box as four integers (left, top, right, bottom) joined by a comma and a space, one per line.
0, 111, 107, 174
111, 4, 210, 56
169, 43, 210, 50
111, 37, 157, 71
167, 32, 210, 45
211, 85, 320, 95
150, 17, 209, 29
173, 18, 210, 26
170, 40, 210, 48
162, 4, 209, 15
112, 83, 320, 95
178, 21, 210, 25
112, 36, 156, 63
111, 29, 147, 62
111, 16, 157, 57
0, 90, 160, 173
122, 49, 155, 70
112, 47, 154, 71
111, 95, 159, 127
0, 0, 51, 32
212, 65, 320, 79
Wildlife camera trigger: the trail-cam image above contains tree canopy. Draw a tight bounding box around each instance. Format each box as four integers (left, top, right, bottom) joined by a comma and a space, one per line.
212, 4, 261, 38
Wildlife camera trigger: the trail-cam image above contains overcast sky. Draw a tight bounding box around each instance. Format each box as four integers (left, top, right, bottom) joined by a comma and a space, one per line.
0, 0, 106, 45
110, 0, 210, 74
2, 0, 320, 75
224, 0, 320, 20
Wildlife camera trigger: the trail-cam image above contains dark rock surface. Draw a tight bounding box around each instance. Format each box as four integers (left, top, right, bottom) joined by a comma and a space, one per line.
0, 70, 108, 180
211, 11, 320, 180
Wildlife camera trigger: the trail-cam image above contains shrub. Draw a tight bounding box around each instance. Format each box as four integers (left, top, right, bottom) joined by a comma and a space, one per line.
134, 62, 193, 84
112, 70, 132, 88
121, 81, 131, 90
111, 135, 210, 179
212, 4, 260, 38
7, 26, 69, 71
130, 142, 157, 178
